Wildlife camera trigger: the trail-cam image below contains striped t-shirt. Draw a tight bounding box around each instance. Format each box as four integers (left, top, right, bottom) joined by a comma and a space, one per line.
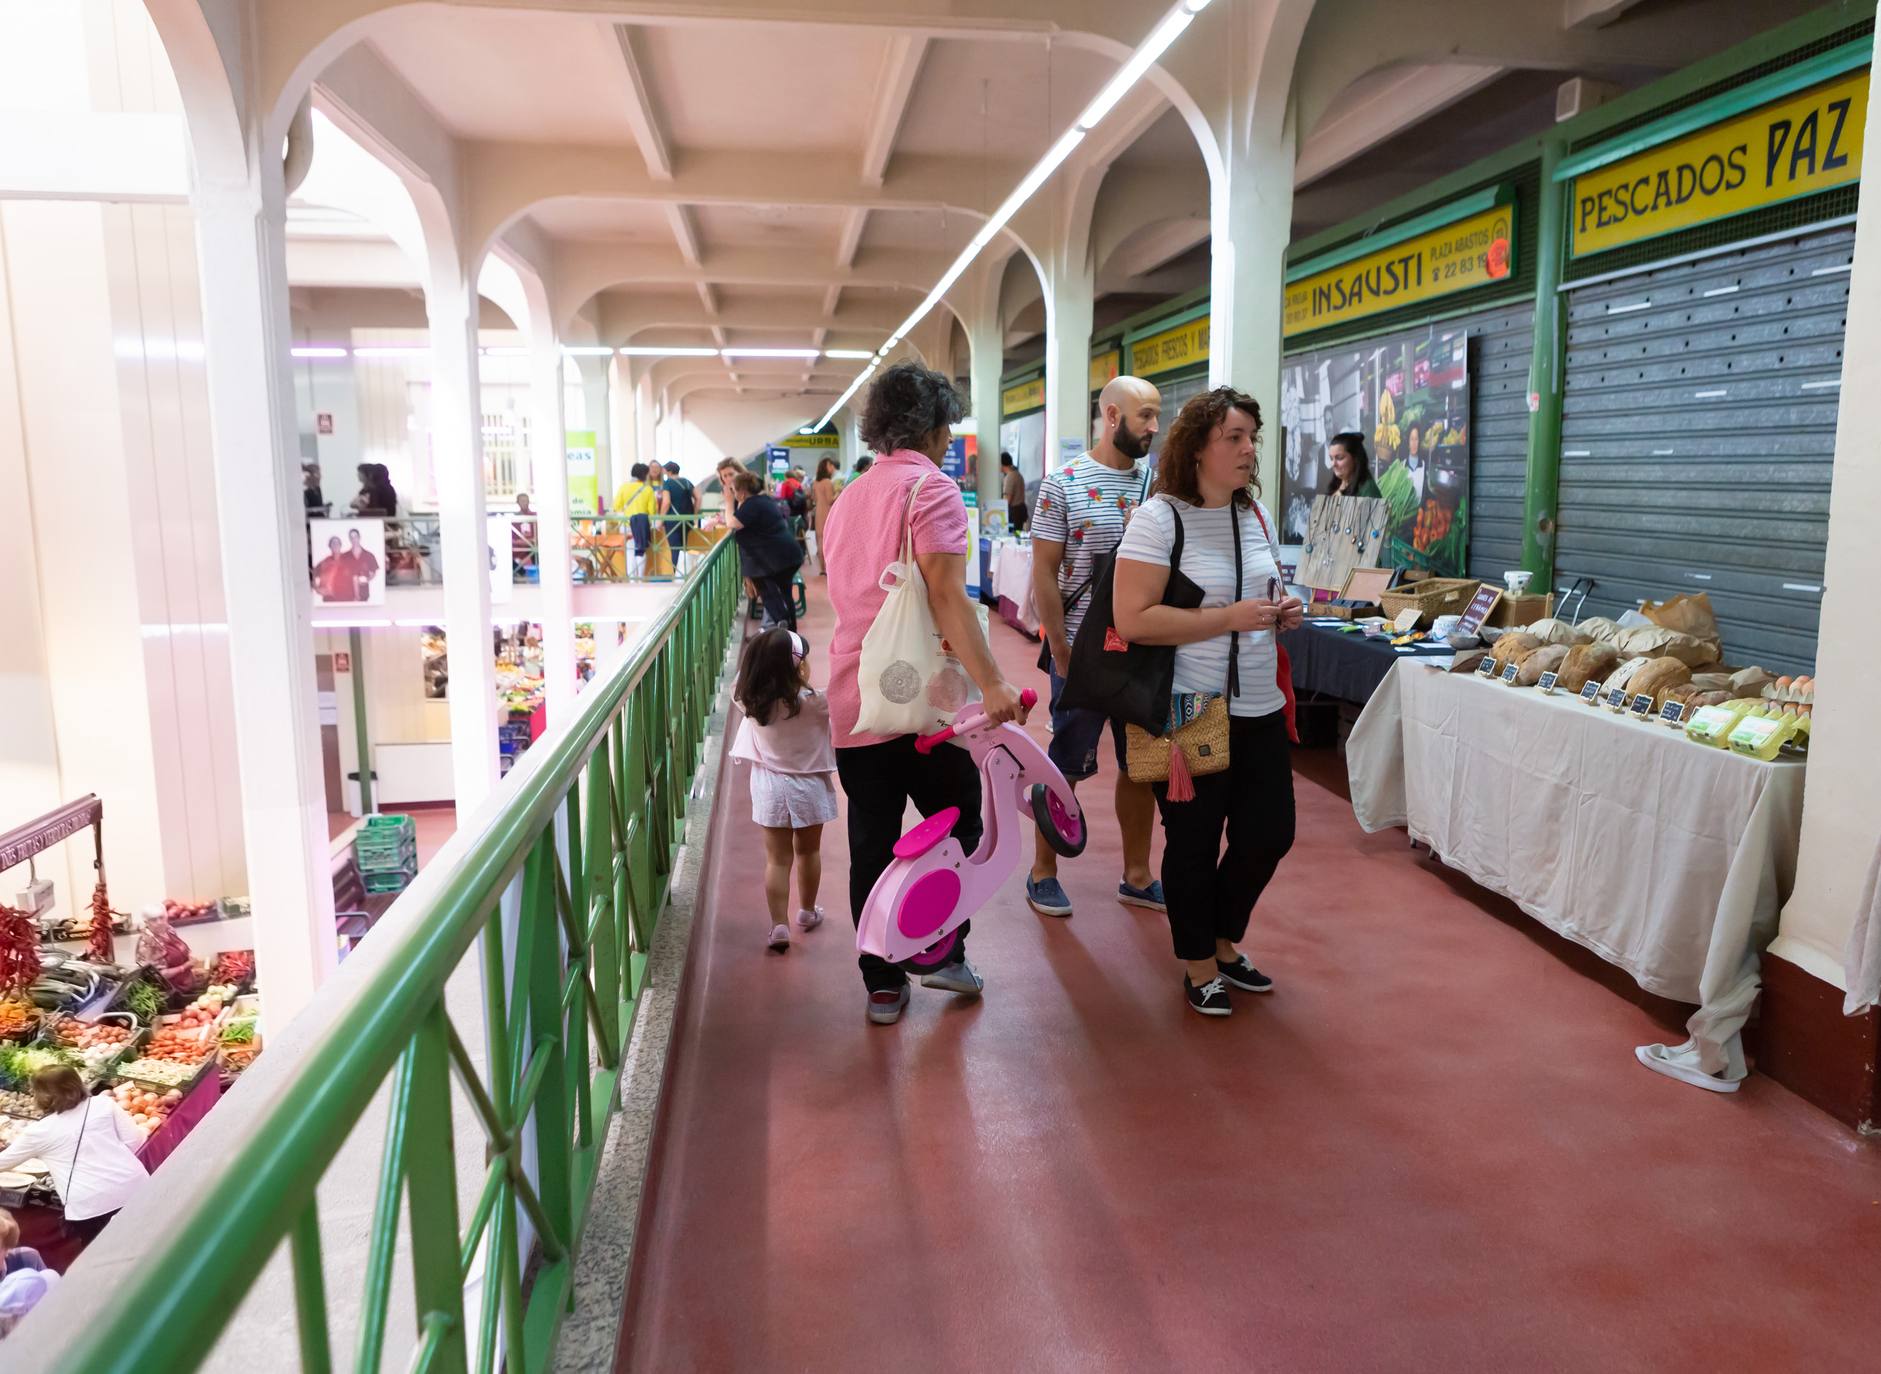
1030, 454, 1149, 644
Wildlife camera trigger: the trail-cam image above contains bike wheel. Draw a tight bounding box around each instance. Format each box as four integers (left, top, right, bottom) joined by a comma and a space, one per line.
1030, 783, 1087, 858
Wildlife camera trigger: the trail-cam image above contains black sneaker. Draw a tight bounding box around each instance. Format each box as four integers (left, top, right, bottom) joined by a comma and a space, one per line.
1185, 975, 1232, 1017
1216, 954, 1273, 993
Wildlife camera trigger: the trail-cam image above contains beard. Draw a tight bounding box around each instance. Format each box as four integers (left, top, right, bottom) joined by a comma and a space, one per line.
1112, 419, 1152, 460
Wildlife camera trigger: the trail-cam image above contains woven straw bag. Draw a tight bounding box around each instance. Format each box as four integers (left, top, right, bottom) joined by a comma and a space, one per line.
1124, 694, 1230, 797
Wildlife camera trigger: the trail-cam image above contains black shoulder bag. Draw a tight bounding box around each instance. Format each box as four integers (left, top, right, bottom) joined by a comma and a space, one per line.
1056, 498, 1205, 736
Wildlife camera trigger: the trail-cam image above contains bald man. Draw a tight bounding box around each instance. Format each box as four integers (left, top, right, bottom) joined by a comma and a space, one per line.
1027, 374, 1163, 919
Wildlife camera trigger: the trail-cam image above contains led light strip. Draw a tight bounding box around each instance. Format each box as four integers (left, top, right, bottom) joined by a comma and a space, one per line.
810, 0, 1214, 431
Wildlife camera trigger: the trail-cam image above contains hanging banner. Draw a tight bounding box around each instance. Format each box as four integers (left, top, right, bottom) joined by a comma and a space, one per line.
1130, 316, 1210, 376
1001, 375, 1044, 415
565, 430, 598, 516
1089, 349, 1121, 391
1284, 206, 1513, 338
1570, 68, 1868, 258
780, 433, 839, 448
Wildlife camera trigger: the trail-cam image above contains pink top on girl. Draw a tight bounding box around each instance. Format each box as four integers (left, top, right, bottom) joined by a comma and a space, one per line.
730, 689, 836, 776
820, 449, 969, 749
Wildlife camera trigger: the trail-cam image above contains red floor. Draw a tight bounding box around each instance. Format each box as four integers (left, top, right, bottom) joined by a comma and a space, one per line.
618, 579, 1881, 1372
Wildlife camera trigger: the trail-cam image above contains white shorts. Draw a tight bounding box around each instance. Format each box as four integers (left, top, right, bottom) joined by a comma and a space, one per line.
747, 765, 839, 830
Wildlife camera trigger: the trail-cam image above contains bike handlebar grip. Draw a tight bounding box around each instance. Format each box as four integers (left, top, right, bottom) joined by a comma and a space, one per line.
1019, 688, 1038, 709
913, 724, 956, 756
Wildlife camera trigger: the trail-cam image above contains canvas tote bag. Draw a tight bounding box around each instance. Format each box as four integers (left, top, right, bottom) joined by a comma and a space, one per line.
855, 473, 976, 735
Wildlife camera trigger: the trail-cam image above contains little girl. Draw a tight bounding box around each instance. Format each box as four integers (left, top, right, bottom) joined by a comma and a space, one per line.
730, 628, 837, 951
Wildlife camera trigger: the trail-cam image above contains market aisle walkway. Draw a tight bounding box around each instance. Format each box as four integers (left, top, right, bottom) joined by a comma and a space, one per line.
617, 578, 1881, 1373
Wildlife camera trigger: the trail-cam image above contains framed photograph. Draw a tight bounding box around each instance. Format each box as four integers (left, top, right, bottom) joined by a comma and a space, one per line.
310, 517, 386, 606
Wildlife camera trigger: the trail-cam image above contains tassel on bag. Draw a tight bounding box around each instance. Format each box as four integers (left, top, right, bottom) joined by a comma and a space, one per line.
1165, 741, 1196, 802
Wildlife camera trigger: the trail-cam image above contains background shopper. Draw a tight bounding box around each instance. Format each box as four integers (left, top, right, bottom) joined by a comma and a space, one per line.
811, 456, 839, 574
730, 628, 836, 951
1027, 375, 1165, 919
0, 1067, 148, 1243
1112, 387, 1303, 1017
822, 360, 1029, 1025
660, 460, 696, 569
1001, 451, 1028, 532
726, 470, 802, 630
613, 462, 660, 577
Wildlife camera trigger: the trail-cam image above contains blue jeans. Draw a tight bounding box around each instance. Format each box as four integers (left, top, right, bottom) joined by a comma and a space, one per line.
1046, 668, 1128, 783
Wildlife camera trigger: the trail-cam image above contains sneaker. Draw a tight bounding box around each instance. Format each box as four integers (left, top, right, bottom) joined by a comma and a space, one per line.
867, 984, 911, 1025
767, 923, 791, 952
919, 958, 984, 997
1117, 878, 1167, 912
1216, 954, 1273, 993
1185, 975, 1232, 1017
1026, 875, 1073, 918
796, 905, 824, 930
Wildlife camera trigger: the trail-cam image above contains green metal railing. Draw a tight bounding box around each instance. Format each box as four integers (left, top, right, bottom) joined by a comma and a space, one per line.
62, 539, 740, 1374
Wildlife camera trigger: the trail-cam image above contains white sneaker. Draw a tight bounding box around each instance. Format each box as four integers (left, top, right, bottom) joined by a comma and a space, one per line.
919, 958, 983, 996
796, 906, 824, 930
767, 923, 791, 952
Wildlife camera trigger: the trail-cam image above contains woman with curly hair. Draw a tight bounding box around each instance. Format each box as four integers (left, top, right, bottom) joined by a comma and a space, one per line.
1112, 387, 1303, 1017
822, 360, 1030, 1025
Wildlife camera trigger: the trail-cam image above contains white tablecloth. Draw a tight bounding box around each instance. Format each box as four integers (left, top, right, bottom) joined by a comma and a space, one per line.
990, 539, 1039, 635
1348, 661, 1806, 1080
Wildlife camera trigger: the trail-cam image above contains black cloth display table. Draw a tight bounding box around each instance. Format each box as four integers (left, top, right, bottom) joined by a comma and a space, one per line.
1280, 621, 1455, 706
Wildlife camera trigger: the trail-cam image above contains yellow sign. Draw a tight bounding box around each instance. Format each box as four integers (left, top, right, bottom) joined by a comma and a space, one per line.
1283, 206, 1514, 337
1089, 350, 1121, 392
1571, 69, 1868, 257
1129, 316, 1210, 375
1002, 375, 1044, 414
779, 433, 838, 448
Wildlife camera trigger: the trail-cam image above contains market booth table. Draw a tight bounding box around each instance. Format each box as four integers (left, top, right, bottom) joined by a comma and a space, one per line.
1346, 661, 1805, 1090
1280, 619, 1456, 705
988, 537, 1040, 637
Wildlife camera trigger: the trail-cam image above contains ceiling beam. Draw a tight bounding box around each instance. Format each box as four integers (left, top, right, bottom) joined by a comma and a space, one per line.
833, 207, 869, 268
608, 23, 674, 181
1294, 62, 1502, 187
861, 34, 929, 188
665, 203, 703, 265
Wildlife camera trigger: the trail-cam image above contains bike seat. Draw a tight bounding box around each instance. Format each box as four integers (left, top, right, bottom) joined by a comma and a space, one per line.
893, 806, 960, 859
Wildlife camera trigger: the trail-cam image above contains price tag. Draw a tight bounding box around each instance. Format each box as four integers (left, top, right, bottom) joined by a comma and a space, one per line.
1580, 680, 1603, 704
1537, 671, 1560, 695
1604, 685, 1630, 712
1629, 693, 1655, 718
1659, 700, 1688, 726
1476, 655, 1499, 678
1501, 662, 1520, 684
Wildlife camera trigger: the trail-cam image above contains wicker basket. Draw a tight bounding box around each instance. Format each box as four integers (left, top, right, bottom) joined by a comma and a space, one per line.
1379, 577, 1480, 627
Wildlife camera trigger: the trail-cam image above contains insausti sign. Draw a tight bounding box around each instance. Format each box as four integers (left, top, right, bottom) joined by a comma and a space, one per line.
1283, 204, 1514, 338
1569, 68, 1867, 258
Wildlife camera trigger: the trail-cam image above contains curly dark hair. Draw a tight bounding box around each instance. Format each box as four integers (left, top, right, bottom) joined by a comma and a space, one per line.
858, 360, 965, 456
1151, 386, 1263, 508
735, 627, 807, 727
815, 456, 837, 482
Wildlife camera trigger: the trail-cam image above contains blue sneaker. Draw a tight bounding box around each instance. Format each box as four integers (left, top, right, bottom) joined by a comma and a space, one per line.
1026, 875, 1073, 918
1117, 878, 1166, 913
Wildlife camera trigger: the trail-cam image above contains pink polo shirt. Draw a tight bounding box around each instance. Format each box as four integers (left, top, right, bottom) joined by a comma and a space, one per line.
822, 450, 969, 748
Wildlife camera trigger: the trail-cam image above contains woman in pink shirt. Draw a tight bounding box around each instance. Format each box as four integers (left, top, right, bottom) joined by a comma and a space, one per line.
822, 362, 1029, 1025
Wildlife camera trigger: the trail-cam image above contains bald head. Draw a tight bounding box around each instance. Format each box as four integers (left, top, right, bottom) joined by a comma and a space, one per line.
1097, 375, 1161, 463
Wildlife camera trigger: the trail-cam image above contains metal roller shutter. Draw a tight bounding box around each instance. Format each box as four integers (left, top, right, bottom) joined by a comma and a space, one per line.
1556, 226, 1851, 672
1458, 301, 1534, 585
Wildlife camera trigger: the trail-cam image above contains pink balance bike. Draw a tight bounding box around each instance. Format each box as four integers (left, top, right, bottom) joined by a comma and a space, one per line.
855, 688, 1087, 970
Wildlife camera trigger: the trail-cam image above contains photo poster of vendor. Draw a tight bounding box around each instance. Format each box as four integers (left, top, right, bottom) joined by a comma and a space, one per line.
309, 517, 387, 605
1278, 353, 1365, 542
1365, 327, 1472, 578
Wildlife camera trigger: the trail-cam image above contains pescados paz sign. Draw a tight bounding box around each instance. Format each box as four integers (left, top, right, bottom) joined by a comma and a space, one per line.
1283, 204, 1514, 337
1570, 67, 1868, 257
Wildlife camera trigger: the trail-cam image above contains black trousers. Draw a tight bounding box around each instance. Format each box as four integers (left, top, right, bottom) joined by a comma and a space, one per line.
835, 735, 983, 991
1152, 710, 1295, 962
753, 571, 797, 629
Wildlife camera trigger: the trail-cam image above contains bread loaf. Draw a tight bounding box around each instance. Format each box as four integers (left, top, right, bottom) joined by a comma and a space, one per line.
1557, 642, 1620, 693
1515, 643, 1570, 686
1614, 624, 1714, 667
1685, 689, 1732, 710
1491, 633, 1543, 671
1450, 650, 1490, 675
1689, 672, 1733, 694
1630, 657, 1693, 709
1603, 655, 1653, 695
1576, 617, 1623, 645
1730, 666, 1776, 696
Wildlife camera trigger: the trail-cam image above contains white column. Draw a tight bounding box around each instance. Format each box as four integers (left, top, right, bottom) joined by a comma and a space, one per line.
189, 172, 336, 1021
1208, 126, 1294, 494
967, 314, 1005, 505
1043, 254, 1095, 468
607, 353, 635, 476
633, 369, 657, 477
531, 327, 576, 727
426, 265, 499, 813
